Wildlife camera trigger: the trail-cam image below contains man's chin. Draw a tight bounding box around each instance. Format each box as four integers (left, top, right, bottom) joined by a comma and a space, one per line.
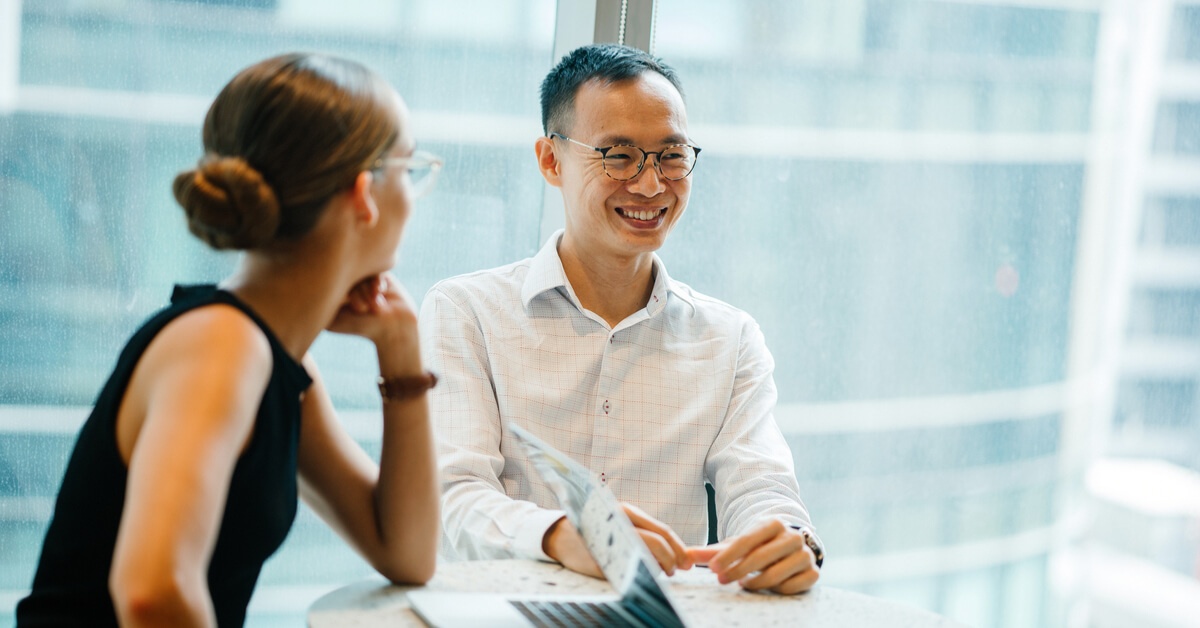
615, 235, 669, 257
614, 220, 672, 247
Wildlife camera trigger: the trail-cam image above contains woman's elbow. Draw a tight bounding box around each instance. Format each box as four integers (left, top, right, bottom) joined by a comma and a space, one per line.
110, 566, 206, 625
376, 521, 439, 585
385, 562, 436, 586
110, 577, 181, 625
378, 551, 437, 586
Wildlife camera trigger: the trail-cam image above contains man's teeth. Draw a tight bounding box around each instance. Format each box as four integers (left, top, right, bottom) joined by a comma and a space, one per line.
623, 209, 662, 221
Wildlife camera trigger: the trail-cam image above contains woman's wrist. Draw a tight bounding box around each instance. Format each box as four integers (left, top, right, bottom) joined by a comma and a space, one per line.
376, 349, 423, 379
373, 325, 422, 376
370, 315, 418, 346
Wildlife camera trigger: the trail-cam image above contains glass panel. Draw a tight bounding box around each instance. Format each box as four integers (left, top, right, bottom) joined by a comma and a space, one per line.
1142, 196, 1200, 248
0, 0, 555, 624
4, 1, 1198, 626
1117, 379, 1198, 431
1169, 4, 1200, 62
1153, 101, 1200, 157
1128, 289, 1200, 338
1116, 7, 1200, 621
656, 0, 1200, 626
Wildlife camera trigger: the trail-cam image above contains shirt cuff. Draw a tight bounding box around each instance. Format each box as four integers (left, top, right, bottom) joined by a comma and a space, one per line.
515, 508, 569, 562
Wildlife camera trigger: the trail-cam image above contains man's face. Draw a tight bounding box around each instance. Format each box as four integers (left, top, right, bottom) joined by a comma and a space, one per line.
551, 72, 692, 261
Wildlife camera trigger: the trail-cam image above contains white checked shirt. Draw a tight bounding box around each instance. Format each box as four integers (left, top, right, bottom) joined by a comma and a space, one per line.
420, 230, 815, 562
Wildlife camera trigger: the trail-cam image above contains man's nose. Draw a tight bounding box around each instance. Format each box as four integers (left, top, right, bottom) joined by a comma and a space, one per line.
625, 157, 667, 196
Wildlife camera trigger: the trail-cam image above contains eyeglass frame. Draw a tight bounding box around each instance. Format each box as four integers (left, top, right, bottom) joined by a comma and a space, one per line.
548, 132, 702, 181
371, 149, 445, 198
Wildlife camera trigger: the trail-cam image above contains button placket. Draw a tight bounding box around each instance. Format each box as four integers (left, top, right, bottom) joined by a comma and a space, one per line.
601, 332, 615, 416
592, 332, 614, 466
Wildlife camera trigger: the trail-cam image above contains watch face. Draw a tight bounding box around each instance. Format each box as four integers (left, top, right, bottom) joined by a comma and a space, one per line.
790, 525, 824, 567
805, 535, 824, 567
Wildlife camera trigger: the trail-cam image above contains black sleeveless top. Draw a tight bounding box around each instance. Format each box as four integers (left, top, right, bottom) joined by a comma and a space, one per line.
16, 285, 313, 627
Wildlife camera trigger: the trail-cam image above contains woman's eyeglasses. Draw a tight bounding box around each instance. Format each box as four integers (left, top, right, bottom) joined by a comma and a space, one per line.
372, 150, 445, 198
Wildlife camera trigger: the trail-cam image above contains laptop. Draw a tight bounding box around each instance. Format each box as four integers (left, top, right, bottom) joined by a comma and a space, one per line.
407, 423, 689, 627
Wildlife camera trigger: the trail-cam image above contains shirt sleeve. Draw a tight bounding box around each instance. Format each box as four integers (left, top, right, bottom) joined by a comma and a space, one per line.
420, 287, 566, 561
705, 316, 818, 541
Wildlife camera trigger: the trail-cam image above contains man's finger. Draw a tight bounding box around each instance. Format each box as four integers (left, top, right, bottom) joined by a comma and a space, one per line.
708, 519, 788, 575
737, 543, 813, 591
623, 504, 692, 569
686, 544, 725, 565
773, 567, 820, 595
638, 530, 680, 575
720, 529, 805, 584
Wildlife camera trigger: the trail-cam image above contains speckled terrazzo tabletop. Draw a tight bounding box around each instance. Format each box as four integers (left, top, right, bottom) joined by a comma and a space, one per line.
307, 559, 963, 627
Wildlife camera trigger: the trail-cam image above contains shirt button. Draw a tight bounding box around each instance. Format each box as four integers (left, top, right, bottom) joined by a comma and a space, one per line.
603, 400, 611, 414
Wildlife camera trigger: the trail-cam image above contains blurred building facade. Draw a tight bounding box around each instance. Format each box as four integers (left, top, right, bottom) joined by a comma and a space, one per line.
1, 1, 1197, 626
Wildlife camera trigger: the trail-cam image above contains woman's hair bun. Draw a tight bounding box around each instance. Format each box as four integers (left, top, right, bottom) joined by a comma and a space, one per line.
172, 155, 281, 250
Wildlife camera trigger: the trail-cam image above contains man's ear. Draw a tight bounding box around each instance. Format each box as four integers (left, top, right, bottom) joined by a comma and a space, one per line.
350, 170, 380, 228
534, 136, 563, 188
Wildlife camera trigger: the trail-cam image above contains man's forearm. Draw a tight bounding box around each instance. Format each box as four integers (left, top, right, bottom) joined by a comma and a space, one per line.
439, 477, 567, 561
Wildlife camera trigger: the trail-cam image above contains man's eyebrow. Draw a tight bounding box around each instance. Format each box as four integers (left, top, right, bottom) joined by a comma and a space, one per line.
595, 134, 691, 147
594, 135, 637, 146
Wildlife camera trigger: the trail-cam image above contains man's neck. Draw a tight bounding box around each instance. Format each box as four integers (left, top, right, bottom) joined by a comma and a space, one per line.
557, 237, 656, 328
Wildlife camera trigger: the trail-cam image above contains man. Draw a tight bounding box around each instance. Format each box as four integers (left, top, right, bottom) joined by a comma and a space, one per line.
420, 44, 823, 595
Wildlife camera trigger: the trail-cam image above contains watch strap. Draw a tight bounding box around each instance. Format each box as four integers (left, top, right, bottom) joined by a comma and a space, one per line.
377, 371, 438, 402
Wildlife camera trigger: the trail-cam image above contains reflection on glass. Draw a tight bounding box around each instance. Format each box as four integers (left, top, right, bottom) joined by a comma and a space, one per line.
0, 0, 554, 624
655, 1, 1199, 626
2, 1, 1198, 626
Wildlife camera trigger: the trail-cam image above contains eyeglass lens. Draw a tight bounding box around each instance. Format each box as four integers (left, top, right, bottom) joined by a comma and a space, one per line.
406, 153, 443, 198
603, 145, 697, 181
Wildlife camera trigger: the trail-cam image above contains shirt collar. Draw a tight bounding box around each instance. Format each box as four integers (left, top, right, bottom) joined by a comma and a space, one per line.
520, 229, 697, 315
520, 230, 572, 308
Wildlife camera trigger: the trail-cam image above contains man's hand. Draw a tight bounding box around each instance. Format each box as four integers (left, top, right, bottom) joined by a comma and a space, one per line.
686, 519, 819, 595
543, 516, 602, 578
623, 503, 693, 575
543, 504, 694, 578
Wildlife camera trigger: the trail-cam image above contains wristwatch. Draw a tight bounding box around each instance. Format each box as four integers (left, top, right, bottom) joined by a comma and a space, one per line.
789, 525, 825, 568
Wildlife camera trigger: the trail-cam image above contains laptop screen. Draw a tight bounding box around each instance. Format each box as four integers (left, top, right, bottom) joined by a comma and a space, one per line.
509, 424, 685, 627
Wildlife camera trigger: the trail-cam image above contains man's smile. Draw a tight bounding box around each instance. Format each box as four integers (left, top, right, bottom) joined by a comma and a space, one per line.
615, 206, 668, 225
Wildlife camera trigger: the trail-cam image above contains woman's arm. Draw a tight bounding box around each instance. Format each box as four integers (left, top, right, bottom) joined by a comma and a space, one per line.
296, 275, 439, 584
109, 305, 273, 627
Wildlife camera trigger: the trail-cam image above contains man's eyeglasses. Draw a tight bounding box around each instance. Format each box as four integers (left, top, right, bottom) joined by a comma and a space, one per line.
549, 133, 701, 182
372, 149, 444, 199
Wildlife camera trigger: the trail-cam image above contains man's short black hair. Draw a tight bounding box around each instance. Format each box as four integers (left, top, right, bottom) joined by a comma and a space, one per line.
539, 44, 685, 135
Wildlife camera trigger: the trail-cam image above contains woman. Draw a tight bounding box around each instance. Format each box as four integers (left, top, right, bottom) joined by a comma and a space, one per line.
16, 53, 442, 626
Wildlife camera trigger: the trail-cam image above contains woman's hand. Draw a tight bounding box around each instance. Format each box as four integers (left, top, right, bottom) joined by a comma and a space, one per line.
327, 273, 418, 347
328, 273, 424, 378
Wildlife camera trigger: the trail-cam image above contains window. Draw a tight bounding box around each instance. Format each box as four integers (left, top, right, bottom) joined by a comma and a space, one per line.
1, 0, 554, 624
653, 0, 1200, 626
2, 1, 1197, 626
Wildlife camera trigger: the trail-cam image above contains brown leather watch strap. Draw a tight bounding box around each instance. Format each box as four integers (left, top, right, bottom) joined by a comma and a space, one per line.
377, 371, 438, 402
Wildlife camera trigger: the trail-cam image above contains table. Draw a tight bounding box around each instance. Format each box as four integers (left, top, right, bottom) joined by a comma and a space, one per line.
307, 560, 964, 627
